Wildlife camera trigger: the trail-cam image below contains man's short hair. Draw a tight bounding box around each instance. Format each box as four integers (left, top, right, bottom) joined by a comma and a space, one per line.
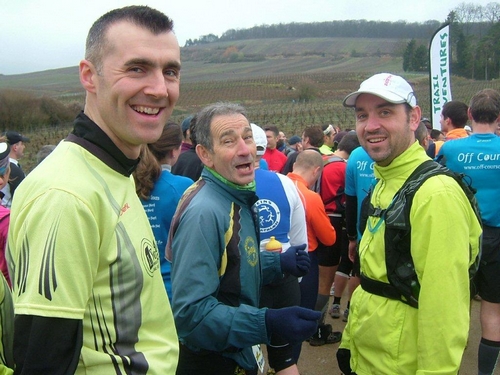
337, 131, 360, 155
415, 122, 428, 147
469, 88, 500, 124
188, 115, 198, 146
85, 6, 174, 73
302, 126, 324, 148
295, 149, 324, 171
264, 126, 279, 137
195, 102, 247, 152
430, 129, 443, 141
441, 101, 469, 128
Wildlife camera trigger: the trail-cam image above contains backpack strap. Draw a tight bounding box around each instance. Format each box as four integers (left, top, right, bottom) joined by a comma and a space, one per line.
360, 160, 463, 308
322, 155, 345, 165
383, 160, 444, 308
320, 155, 346, 212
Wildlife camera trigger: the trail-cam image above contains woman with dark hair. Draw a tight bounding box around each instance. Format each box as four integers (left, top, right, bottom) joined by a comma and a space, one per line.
134, 122, 194, 302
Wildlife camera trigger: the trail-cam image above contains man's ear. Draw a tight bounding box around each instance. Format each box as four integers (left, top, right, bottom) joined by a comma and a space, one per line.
409, 106, 422, 131
196, 144, 213, 168
79, 59, 98, 94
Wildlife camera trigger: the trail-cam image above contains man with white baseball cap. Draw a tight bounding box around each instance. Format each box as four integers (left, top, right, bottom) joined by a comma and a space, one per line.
251, 123, 269, 170
336, 73, 481, 374
343, 73, 417, 108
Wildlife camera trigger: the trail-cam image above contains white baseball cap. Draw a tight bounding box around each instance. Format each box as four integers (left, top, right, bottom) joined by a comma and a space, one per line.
343, 73, 417, 108
251, 123, 267, 156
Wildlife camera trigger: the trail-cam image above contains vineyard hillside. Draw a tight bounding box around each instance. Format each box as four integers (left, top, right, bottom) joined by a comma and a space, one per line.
0, 37, 409, 96
1, 37, 499, 172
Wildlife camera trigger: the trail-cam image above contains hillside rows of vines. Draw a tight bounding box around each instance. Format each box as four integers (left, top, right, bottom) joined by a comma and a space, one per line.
16, 70, 500, 174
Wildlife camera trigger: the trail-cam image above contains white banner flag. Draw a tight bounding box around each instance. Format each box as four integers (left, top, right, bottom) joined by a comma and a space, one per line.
429, 24, 452, 129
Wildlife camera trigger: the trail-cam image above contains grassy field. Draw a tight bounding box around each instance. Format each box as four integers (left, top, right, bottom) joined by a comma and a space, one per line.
2, 37, 500, 172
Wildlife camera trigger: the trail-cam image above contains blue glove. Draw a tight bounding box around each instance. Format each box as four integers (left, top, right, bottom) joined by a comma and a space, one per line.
280, 243, 309, 277
265, 306, 321, 344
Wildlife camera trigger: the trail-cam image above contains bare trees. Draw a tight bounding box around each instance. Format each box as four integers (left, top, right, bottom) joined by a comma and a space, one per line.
452, 2, 500, 80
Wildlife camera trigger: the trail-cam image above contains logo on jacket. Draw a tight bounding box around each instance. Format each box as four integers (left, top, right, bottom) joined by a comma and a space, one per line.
120, 203, 130, 216
141, 238, 160, 277
244, 236, 258, 267
256, 199, 281, 233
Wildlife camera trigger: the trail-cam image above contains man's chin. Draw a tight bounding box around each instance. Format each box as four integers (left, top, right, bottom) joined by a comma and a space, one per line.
235, 172, 255, 186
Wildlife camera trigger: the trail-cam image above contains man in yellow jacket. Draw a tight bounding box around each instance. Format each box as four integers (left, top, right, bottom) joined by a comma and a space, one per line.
337, 73, 482, 375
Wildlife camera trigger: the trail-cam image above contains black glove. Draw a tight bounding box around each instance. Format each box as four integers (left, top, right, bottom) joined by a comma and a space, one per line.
265, 306, 320, 344
337, 348, 356, 375
279, 243, 309, 277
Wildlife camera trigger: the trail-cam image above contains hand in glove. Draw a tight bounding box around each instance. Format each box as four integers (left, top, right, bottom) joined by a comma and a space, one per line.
337, 348, 357, 375
265, 306, 320, 344
280, 243, 309, 277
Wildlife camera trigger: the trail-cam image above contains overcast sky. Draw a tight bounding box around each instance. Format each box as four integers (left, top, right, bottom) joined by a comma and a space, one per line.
0, 0, 492, 75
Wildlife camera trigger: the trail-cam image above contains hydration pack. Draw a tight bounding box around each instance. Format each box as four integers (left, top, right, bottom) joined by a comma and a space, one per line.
359, 160, 482, 308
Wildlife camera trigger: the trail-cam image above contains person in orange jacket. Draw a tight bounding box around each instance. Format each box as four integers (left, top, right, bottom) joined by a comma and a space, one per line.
287, 149, 338, 361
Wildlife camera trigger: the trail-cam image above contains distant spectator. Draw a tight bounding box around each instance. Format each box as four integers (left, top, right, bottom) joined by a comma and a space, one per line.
252, 123, 269, 170
430, 129, 445, 141
415, 121, 429, 150
180, 115, 194, 153
332, 130, 349, 151
1, 131, 30, 208
263, 125, 287, 172
282, 126, 324, 175
36, 145, 56, 165
284, 135, 302, 156
428, 101, 469, 158
172, 115, 204, 181
421, 117, 433, 133
440, 100, 469, 140
319, 124, 336, 155
277, 131, 287, 152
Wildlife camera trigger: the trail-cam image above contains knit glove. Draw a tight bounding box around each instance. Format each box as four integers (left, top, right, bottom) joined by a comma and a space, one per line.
279, 243, 309, 277
265, 306, 321, 344
337, 348, 357, 375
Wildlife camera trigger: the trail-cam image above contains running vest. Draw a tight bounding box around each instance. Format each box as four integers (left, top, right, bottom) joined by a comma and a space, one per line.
359, 160, 482, 308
